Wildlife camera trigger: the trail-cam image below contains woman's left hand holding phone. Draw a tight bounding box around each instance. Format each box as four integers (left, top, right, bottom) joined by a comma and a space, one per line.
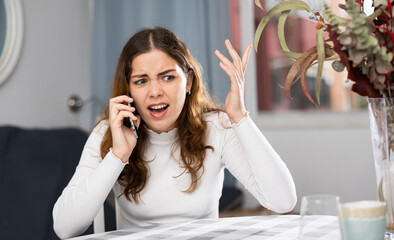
109, 95, 140, 163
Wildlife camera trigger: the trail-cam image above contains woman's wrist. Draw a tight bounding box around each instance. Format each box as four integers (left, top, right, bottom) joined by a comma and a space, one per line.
229, 111, 248, 124
109, 148, 129, 164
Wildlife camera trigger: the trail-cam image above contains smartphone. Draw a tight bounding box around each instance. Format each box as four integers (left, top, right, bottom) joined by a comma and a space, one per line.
123, 95, 139, 138
130, 100, 139, 116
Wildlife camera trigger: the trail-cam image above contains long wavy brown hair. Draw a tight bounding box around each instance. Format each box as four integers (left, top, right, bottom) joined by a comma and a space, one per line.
99, 27, 222, 203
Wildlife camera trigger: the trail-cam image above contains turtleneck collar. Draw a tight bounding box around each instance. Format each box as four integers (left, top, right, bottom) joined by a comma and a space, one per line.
147, 127, 178, 144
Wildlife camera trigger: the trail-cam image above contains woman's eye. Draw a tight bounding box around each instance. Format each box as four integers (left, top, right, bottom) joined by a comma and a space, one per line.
134, 79, 147, 85
163, 75, 175, 81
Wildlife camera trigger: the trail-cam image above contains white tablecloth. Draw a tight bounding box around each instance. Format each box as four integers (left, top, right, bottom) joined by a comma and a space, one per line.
70, 215, 340, 240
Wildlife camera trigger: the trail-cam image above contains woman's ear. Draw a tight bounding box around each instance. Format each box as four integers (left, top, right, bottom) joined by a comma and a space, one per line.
186, 71, 193, 93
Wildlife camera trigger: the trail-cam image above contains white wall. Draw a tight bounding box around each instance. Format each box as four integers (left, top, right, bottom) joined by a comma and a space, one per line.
0, 0, 93, 131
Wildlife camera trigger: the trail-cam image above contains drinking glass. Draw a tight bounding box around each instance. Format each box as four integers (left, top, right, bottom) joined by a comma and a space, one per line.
299, 194, 340, 239
339, 200, 386, 240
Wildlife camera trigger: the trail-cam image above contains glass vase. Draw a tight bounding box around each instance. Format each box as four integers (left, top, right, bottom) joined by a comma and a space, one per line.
368, 97, 394, 237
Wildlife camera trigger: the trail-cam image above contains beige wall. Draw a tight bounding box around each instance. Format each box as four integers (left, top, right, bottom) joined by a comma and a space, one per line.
0, 0, 93, 131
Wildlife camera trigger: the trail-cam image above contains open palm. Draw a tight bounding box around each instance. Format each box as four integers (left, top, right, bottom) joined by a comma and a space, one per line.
215, 40, 252, 124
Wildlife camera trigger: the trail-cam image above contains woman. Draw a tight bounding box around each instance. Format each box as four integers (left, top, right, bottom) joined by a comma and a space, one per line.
52, 27, 296, 239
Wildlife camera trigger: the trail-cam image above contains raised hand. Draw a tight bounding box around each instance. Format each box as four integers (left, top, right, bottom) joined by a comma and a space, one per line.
108, 95, 140, 163
215, 40, 252, 124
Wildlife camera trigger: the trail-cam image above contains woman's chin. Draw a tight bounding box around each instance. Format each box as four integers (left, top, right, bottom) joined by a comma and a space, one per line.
145, 122, 176, 134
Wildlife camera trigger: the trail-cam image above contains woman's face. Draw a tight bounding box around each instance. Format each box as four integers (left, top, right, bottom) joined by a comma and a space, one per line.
129, 49, 192, 134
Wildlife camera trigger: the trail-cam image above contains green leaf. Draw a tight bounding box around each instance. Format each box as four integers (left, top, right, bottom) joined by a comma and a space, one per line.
281, 50, 302, 60
383, 50, 393, 62
366, 8, 382, 20
378, 178, 385, 202
255, 0, 264, 10
353, 26, 367, 35
353, 17, 366, 25
278, 10, 303, 60
278, 10, 291, 53
315, 29, 325, 105
366, 36, 378, 47
254, 0, 311, 52
324, 11, 347, 26
348, 21, 359, 28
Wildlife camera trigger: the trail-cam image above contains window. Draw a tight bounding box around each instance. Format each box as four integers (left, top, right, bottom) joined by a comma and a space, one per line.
230, 0, 365, 113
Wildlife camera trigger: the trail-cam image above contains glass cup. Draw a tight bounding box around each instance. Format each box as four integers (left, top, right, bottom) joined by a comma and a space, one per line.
339, 200, 386, 240
299, 194, 340, 239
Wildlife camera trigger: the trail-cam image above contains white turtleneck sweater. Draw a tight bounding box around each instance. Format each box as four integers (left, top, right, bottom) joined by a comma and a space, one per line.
52, 112, 296, 239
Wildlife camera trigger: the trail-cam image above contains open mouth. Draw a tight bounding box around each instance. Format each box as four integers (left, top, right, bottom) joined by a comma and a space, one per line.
148, 104, 169, 114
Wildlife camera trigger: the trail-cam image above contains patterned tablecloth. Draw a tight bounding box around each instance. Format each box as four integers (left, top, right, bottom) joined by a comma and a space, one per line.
71, 215, 340, 240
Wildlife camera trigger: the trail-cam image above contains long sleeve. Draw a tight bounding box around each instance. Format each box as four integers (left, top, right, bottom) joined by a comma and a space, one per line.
52, 121, 125, 239
221, 115, 297, 213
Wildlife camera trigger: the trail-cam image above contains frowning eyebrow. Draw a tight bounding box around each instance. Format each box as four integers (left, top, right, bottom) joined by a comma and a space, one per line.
130, 69, 176, 79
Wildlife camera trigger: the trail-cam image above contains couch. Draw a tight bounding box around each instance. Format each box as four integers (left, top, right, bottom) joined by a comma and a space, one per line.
0, 126, 93, 240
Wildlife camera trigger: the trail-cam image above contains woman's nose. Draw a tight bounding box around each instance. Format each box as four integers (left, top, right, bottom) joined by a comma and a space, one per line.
148, 81, 163, 98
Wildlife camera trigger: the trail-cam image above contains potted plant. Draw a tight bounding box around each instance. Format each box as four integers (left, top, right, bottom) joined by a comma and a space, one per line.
254, 0, 394, 233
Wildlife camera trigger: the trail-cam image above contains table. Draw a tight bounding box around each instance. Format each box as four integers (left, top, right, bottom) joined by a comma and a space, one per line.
70, 215, 340, 240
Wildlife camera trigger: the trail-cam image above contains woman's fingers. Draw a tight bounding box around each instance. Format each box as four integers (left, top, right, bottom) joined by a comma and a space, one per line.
111, 111, 138, 132
215, 43, 240, 71
109, 95, 139, 162
224, 39, 243, 72
215, 49, 233, 69
216, 50, 238, 84
109, 96, 135, 120
216, 40, 252, 79
219, 61, 241, 85
110, 95, 133, 104
241, 44, 252, 74
115, 110, 136, 123
134, 115, 142, 129
109, 95, 133, 112
113, 104, 137, 120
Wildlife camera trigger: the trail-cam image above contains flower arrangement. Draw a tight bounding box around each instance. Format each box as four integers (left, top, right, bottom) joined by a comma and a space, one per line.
254, 0, 394, 105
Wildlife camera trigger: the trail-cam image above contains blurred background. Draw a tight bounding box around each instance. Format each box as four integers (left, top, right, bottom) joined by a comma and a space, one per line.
0, 0, 376, 218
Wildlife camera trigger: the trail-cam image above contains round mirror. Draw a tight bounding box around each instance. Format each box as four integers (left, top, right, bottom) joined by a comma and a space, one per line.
0, 0, 23, 86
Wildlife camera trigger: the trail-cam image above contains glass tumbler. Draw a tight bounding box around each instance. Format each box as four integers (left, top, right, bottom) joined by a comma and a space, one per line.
299, 194, 340, 239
